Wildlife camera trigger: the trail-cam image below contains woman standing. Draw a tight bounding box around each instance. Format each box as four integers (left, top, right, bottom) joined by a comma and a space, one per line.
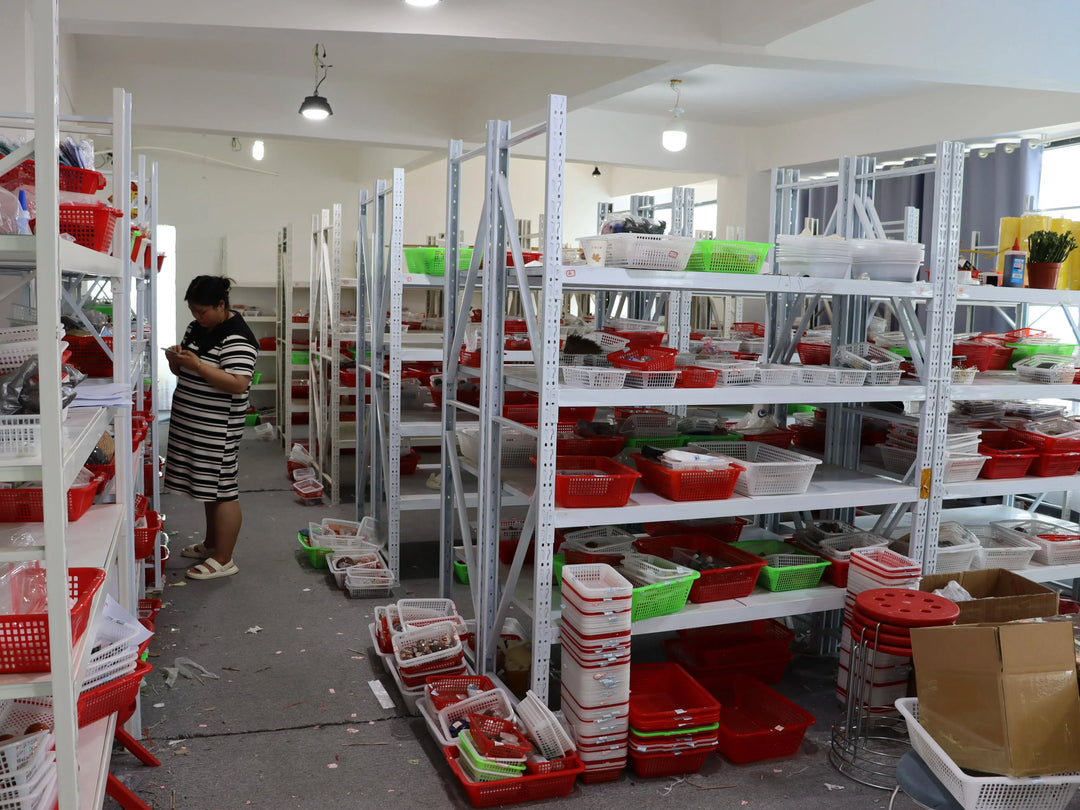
164, 275, 259, 580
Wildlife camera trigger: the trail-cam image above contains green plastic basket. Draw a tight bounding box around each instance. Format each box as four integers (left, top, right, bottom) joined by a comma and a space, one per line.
292, 350, 310, 365
1005, 342, 1077, 368
244, 413, 259, 426
457, 730, 526, 778
685, 240, 771, 274
732, 540, 829, 592
298, 530, 331, 569
621, 435, 691, 451
630, 722, 720, 738
631, 571, 699, 622
403, 247, 475, 277
553, 553, 565, 585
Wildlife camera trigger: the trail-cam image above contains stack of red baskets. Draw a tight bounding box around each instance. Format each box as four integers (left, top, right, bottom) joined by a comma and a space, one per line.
559, 563, 633, 783
628, 663, 720, 777
662, 620, 796, 696
391, 621, 467, 690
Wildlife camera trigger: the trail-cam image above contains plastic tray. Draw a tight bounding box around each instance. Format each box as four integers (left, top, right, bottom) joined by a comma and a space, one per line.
732, 540, 830, 592
643, 516, 747, 543
685, 240, 770, 273
627, 569, 699, 622
606, 347, 678, 372
0, 160, 106, 194
555, 432, 625, 457
601, 233, 697, 271
633, 534, 765, 603
1030, 451, 1080, 477
629, 662, 721, 732
546, 455, 641, 508
991, 520, 1080, 565
560, 366, 628, 389
517, 690, 576, 760
1006, 419, 1080, 453
443, 746, 582, 807
1014, 354, 1077, 384
676, 366, 720, 388
896, 698, 1080, 810
624, 370, 680, 389
0, 472, 101, 523
78, 659, 152, 728
627, 747, 713, 778
977, 443, 1037, 479
0, 567, 105, 674
632, 454, 742, 502
713, 675, 814, 763
683, 441, 820, 496
969, 525, 1039, 570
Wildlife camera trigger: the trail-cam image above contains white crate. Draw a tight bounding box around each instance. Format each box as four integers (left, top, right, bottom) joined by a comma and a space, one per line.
699, 361, 757, 386
344, 568, 395, 598
393, 621, 463, 672
896, 698, 1080, 810
1014, 354, 1077, 384
437, 688, 516, 742
0, 415, 43, 460
561, 366, 628, 389
826, 367, 869, 386
795, 365, 832, 385
0, 340, 40, 375
457, 427, 535, 468
601, 234, 697, 271
991, 519, 1080, 565
624, 370, 678, 389
561, 563, 634, 600
879, 445, 986, 482
684, 440, 820, 496
969, 525, 1039, 570
518, 690, 576, 759
755, 364, 798, 385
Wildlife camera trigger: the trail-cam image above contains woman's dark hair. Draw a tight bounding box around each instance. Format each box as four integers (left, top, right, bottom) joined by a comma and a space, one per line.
185, 275, 233, 308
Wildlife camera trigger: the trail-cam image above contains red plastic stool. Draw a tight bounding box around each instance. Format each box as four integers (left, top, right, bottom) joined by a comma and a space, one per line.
104, 665, 160, 809
855, 589, 959, 628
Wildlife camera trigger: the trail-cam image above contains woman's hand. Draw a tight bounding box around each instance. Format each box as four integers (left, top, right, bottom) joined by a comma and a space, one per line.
165, 345, 183, 375
173, 349, 203, 372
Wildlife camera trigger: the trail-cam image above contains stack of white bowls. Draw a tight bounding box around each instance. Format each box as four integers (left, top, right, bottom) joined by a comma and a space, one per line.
849, 239, 925, 282
775, 235, 853, 278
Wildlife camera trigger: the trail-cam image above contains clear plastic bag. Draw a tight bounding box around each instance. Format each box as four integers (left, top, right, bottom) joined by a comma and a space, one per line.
289, 442, 314, 466
0, 561, 47, 615
600, 214, 666, 235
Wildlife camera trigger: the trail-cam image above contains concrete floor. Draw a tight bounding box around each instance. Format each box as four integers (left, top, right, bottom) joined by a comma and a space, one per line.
106, 436, 962, 809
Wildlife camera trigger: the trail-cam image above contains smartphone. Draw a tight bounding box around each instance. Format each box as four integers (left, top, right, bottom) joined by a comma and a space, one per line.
163, 347, 179, 356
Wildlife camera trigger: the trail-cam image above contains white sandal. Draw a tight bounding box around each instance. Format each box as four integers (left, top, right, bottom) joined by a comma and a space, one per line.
186, 558, 239, 580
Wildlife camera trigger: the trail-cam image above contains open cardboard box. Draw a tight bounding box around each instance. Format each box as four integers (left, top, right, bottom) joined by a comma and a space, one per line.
911, 620, 1080, 778
918, 568, 1058, 624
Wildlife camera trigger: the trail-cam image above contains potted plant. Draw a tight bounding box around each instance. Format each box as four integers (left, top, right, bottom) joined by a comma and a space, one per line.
1026, 230, 1077, 289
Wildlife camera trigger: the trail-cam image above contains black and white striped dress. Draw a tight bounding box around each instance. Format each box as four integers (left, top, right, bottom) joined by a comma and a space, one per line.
164, 313, 259, 502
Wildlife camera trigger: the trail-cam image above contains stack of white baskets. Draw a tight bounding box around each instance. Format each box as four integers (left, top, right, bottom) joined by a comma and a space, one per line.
559, 564, 633, 783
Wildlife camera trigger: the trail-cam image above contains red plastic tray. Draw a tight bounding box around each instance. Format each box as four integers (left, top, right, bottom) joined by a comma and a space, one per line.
676, 366, 720, 388
734, 426, 794, 449
628, 748, 713, 778
424, 675, 496, 711
0, 160, 107, 194
133, 510, 162, 559
952, 339, 1012, 371
78, 659, 152, 728
796, 342, 831, 365
543, 455, 641, 508
0, 474, 102, 523
556, 432, 625, 457
713, 675, 814, 763
634, 534, 765, 603
1007, 426, 1080, 453
0, 567, 105, 673
600, 327, 666, 347
643, 517, 748, 542
632, 454, 742, 502
607, 346, 678, 372
460, 348, 482, 367
666, 647, 793, 693
443, 746, 583, 807
732, 322, 766, 337
672, 620, 794, 667
629, 662, 721, 732
504, 404, 595, 424
790, 424, 826, 452
1030, 451, 1080, 477
32, 203, 122, 253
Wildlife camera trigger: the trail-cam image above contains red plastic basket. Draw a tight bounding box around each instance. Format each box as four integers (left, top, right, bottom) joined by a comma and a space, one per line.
460, 348, 482, 367
544, 455, 641, 508
66, 334, 115, 377
630, 662, 721, 732
606, 347, 678, 371
77, 659, 152, 728
978, 442, 1037, 479
0, 474, 102, 522
0, 160, 107, 194
628, 748, 713, 778
424, 675, 496, 711
669, 649, 793, 693
291, 383, 309, 399
133, 493, 148, 517
84, 461, 116, 494
133, 510, 162, 559
790, 424, 826, 452
1031, 451, 1080, 477
503, 318, 529, 333
1007, 425, 1080, 453
634, 534, 766, 603
676, 366, 720, 388
0, 567, 105, 673
643, 517, 748, 542
600, 327, 666, 347
796, 342, 831, 365
734, 426, 794, 449
952, 339, 1012, 371
339, 370, 357, 386
400, 449, 421, 476
556, 432, 625, 457
443, 746, 583, 807
632, 454, 742, 502
732, 322, 767, 337
673, 620, 795, 668
503, 404, 596, 424
713, 675, 814, 763
467, 714, 533, 758
32, 203, 122, 253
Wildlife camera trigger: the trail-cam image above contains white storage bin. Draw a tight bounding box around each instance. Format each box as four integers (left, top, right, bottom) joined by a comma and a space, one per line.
561, 366, 628, 389
561, 564, 634, 601
561, 657, 630, 708
560, 600, 632, 635
517, 689, 576, 759
991, 519, 1080, 565
624, 370, 679, 389
967, 524, 1039, 570
755, 364, 798, 385
684, 440, 821, 496
599, 233, 697, 271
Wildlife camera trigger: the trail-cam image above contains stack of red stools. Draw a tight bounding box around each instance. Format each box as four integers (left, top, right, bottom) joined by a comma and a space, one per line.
628, 663, 720, 777
559, 564, 633, 783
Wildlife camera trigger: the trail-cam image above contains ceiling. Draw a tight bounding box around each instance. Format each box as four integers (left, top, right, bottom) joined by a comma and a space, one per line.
58, 0, 1080, 171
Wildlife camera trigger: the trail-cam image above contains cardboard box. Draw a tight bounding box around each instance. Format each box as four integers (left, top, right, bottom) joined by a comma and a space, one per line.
918, 568, 1058, 624
911, 621, 1080, 777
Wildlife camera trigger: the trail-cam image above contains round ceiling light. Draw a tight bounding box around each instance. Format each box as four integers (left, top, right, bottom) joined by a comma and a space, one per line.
405, 0, 440, 6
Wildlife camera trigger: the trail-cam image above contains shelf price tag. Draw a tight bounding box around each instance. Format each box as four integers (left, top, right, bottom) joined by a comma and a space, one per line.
919, 468, 932, 499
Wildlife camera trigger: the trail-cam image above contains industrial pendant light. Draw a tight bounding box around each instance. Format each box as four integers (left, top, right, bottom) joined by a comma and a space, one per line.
661, 79, 687, 153
299, 44, 333, 120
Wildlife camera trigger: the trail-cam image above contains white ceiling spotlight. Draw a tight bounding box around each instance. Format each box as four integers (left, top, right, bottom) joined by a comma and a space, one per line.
404, 0, 440, 6
299, 44, 333, 120
661, 79, 687, 153
252, 140, 265, 161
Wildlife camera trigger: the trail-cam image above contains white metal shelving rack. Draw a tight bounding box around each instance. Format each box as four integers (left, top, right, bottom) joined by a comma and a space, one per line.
0, 8, 139, 798
276, 226, 311, 452
231, 280, 278, 426
439, 95, 971, 702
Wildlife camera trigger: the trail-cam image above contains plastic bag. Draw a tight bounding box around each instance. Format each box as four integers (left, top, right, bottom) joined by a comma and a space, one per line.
933, 580, 973, 602
733, 406, 776, 432
289, 442, 314, 466
0, 561, 47, 615
600, 214, 666, 235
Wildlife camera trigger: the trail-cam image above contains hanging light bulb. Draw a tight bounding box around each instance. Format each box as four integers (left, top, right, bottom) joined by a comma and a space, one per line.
299, 45, 333, 120
252, 140, 265, 161
662, 79, 687, 153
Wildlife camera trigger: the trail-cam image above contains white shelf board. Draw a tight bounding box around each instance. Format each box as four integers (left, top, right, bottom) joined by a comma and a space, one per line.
945, 474, 1080, 500
0, 236, 125, 279
250, 383, 276, 391
78, 714, 116, 810
244, 316, 276, 323
499, 465, 919, 529
0, 407, 109, 488
504, 370, 926, 406
550, 265, 935, 298
399, 273, 445, 288
403, 349, 443, 362
957, 284, 1080, 307
400, 410, 475, 437
257, 350, 277, 357
951, 376, 1080, 401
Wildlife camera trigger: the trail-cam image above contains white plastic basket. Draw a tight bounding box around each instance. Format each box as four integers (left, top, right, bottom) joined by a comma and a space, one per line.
80, 615, 142, 693
560, 600, 632, 635
624, 370, 679, 389
826, 367, 869, 386
457, 427, 536, 468
896, 698, 1080, 810
0, 700, 52, 777
0, 415, 43, 460
397, 598, 460, 629
698, 361, 757, 386
579, 331, 630, 352
837, 342, 903, 372
817, 532, 890, 561
393, 621, 462, 674
344, 568, 395, 598
607, 317, 663, 332
561, 366, 628, 389
618, 553, 692, 584
952, 366, 977, 385
0, 340, 41, 374
879, 445, 986, 482
755, 364, 798, 385
601, 233, 697, 271
560, 527, 637, 558
796, 365, 832, 385
561, 564, 634, 600
1014, 354, 1077, 384
990, 520, 1080, 565
891, 523, 980, 574
561, 657, 630, 708
968, 524, 1039, 570
684, 440, 820, 496
518, 689, 576, 759
618, 412, 679, 438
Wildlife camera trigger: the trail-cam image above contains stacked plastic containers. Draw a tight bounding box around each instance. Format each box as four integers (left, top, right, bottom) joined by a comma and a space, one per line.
559, 564, 633, 783
837, 548, 921, 709
628, 663, 721, 777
